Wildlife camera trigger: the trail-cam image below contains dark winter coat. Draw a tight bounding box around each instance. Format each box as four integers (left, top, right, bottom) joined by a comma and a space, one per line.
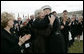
31, 14, 66, 53
31, 16, 52, 53
70, 20, 78, 37
60, 21, 70, 41
1, 27, 22, 53
48, 17, 66, 53
77, 22, 83, 35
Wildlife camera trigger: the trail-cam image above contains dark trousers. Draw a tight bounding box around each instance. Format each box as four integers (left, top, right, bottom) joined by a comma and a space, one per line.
64, 35, 69, 53
69, 35, 75, 46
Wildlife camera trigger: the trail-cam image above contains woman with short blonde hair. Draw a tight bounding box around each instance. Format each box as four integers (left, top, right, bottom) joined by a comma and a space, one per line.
1, 12, 31, 53
1, 12, 14, 28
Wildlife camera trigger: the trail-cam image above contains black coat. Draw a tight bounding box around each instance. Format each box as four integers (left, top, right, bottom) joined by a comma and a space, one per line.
19, 20, 34, 53
32, 15, 50, 29
60, 21, 70, 41
77, 22, 83, 35
70, 20, 78, 37
12, 20, 22, 36
31, 16, 52, 53
31, 14, 66, 53
60, 21, 70, 52
1, 28, 22, 53
48, 17, 66, 53
17, 21, 22, 36
17, 21, 22, 25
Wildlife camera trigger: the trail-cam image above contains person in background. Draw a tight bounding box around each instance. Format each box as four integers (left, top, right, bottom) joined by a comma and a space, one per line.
52, 11, 60, 22
60, 15, 70, 53
19, 15, 35, 53
52, 11, 58, 18
1, 12, 31, 53
63, 10, 68, 15
17, 17, 23, 36
77, 16, 83, 42
67, 17, 71, 23
59, 10, 68, 22
26, 15, 35, 28
30, 15, 35, 21
69, 14, 78, 46
17, 17, 22, 25
9, 19, 18, 36
13, 19, 18, 29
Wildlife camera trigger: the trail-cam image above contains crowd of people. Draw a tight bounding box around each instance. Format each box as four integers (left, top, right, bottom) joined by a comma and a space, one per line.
1, 5, 83, 53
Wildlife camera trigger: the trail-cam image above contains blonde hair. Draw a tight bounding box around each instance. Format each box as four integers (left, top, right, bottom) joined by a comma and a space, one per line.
35, 9, 43, 18
62, 15, 68, 21
78, 16, 83, 21
1, 12, 14, 28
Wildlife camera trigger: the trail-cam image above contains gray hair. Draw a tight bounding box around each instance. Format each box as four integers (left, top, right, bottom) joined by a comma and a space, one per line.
35, 9, 43, 18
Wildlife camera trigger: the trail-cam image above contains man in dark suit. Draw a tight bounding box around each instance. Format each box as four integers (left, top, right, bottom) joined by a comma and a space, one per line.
17, 17, 22, 36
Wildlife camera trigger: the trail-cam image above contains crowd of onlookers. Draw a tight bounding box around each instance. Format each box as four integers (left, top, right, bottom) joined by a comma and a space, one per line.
1, 5, 83, 53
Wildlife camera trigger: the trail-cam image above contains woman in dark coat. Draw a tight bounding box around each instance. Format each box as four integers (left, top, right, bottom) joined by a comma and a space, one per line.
1, 27, 22, 53
60, 15, 70, 53
47, 14, 65, 53
1, 12, 31, 53
31, 9, 52, 53
31, 7, 66, 53
76, 16, 83, 42
31, 5, 66, 53
47, 18, 66, 53
70, 14, 78, 45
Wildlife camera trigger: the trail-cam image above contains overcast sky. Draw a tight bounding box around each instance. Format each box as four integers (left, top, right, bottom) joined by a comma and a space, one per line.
1, 1, 83, 19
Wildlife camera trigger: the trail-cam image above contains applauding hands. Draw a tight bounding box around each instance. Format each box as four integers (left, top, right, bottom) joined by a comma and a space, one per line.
18, 34, 31, 46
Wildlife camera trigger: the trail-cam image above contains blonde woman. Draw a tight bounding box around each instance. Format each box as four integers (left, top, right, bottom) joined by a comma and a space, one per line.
77, 16, 83, 42
1, 12, 31, 53
60, 15, 70, 53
